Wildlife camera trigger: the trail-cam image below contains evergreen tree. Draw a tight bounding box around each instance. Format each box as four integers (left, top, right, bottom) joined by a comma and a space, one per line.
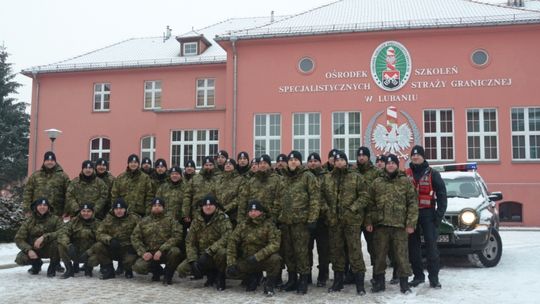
0, 45, 30, 188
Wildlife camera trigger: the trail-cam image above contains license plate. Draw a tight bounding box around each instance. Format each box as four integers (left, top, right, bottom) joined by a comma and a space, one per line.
421, 234, 450, 243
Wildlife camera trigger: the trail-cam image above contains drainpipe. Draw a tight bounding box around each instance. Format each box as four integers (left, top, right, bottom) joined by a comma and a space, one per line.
31, 70, 40, 173
230, 36, 238, 156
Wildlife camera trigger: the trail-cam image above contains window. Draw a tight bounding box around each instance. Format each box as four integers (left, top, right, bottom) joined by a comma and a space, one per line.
332, 112, 361, 161
423, 109, 454, 161
89, 138, 110, 162
196, 78, 215, 107
93, 83, 110, 111
183, 42, 198, 56
471, 49, 489, 67
144, 81, 162, 109
254, 114, 281, 160
499, 202, 523, 222
467, 108, 498, 160
512, 107, 540, 160
293, 113, 321, 161
171, 129, 218, 167
141, 136, 156, 162
298, 57, 315, 74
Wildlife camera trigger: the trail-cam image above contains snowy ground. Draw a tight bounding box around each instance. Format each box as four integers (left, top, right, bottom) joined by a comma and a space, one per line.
1, 231, 539, 304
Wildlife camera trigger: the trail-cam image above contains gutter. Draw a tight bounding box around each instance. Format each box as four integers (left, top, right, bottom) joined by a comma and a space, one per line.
231, 36, 238, 157
31, 71, 40, 172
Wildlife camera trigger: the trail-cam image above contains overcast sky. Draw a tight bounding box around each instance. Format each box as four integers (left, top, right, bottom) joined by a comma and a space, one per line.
1, 0, 332, 110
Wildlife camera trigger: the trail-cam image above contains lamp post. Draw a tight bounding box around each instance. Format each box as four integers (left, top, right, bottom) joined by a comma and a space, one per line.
44, 128, 62, 152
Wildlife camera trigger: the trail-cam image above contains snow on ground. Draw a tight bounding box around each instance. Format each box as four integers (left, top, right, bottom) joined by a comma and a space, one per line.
0, 231, 539, 304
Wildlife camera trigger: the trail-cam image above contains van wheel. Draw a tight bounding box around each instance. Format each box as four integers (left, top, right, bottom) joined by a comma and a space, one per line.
467, 229, 502, 267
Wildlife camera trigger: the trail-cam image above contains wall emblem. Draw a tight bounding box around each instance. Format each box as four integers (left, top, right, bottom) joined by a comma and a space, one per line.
371, 41, 412, 91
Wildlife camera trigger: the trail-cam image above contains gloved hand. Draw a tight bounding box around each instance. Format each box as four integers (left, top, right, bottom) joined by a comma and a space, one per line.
197, 252, 211, 268
307, 222, 317, 236
190, 261, 203, 279
67, 244, 78, 260
246, 255, 257, 264
226, 264, 239, 277
109, 238, 121, 250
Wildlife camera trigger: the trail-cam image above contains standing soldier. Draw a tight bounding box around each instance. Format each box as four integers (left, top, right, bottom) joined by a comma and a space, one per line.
279, 151, 319, 294
216, 158, 245, 225
406, 145, 447, 289
375, 155, 387, 170
365, 154, 418, 294
155, 166, 184, 221
65, 160, 108, 219
306, 152, 330, 287
23, 151, 70, 219
249, 158, 259, 176
132, 198, 183, 284
91, 198, 139, 280
15, 198, 62, 277
111, 154, 154, 217
141, 157, 153, 175
236, 151, 251, 178
177, 195, 232, 291
215, 150, 229, 175
274, 154, 288, 176
227, 200, 281, 296
322, 149, 338, 172
151, 159, 169, 193
322, 151, 369, 295
95, 158, 115, 217
58, 203, 99, 279
182, 156, 218, 225
183, 160, 197, 182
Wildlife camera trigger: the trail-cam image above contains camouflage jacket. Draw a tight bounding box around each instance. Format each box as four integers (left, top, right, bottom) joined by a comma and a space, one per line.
185, 210, 232, 262
355, 161, 381, 185
96, 211, 140, 247
216, 171, 245, 218
155, 179, 184, 220
111, 168, 154, 216
227, 214, 280, 266
15, 211, 63, 253
278, 167, 319, 225
65, 174, 109, 217
58, 215, 99, 252
96, 171, 115, 214
366, 171, 419, 228
131, 213, 183, 256
23, 164, 70, 215
237, 170, 282, 223
150, 172, 168, 197
309, 167, 329, 220
182, 171, 218, 220
321, 168, 369, 226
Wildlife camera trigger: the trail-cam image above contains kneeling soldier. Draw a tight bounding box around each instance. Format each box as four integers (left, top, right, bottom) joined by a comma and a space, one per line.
15, 198, 62, 277
132, 198, 183, 284
177, 195, 232, 290
226, 200, 281, 296
58, 203, 99, 278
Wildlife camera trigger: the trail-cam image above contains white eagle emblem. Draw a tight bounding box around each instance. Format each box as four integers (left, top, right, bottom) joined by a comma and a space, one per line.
372, 123, 412, 154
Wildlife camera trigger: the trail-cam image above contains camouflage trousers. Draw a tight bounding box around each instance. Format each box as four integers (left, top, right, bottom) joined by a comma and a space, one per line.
330, 223, 366, 273
373, 226, 412, 277
58, 242, 98, 266
177, 248, 227, 277
133, 247, 183, 274
281, 223, 310, 275
15, 241, 59, 265
308, 218, 330, 273
89, 242, 137, 269
231, 253, 282, 278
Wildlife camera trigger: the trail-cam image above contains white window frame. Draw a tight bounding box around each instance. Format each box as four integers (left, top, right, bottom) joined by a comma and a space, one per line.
423, 109, 455, 162
196, 78, 215, 108
511, 107, 540, 160
292, 112, 321, 162
332, 112, 362, 162
93, 83, 110, 111
170, 129, 219, 168
253, 113, 281, 160
89, 137, 110, 161
140, 136, 156, 162
466, 108, 499, 161
144, 81, 162, 109
183, 42, 198, 56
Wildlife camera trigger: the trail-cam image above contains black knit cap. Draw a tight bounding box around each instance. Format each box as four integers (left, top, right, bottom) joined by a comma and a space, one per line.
127, 154, 140, 164
225, 158, 237, 167
79, 202, 95, 212
44, 151, 56, 162
185, 160, 196, 168
357, 146, 371, 158
375, 154, 387, 163
386, 154, 400, 166
259, 154, 272, 166
141, 157, 152, 166
328, 149, 339, 158
81, 160, 94, 170
95, 158, 109, 169
334, 150, 348, 163
31, 198, 50, 210
288, 150, 303, 163
151, 197, 165, 207
170, 166, 182, 174
113, 198, 128, 209
247, 199, 266, 213
237, 151, 250, 160
276, 154, 288, 163
217, 150, 229, 158
155, 158, 167, 168
410, 145, 426, 158
203, 156, 215, 165
251, 158, 259, 165
200, 194, 218, 207
307, 152, 321, 162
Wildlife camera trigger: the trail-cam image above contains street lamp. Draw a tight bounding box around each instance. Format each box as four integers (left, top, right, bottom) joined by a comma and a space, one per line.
44, 128, 62, 152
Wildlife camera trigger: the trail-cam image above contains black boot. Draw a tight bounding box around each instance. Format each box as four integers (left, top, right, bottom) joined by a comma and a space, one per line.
163, 267, 174, 285
28, 259, 42, 275
307, 271, 312, 284
47, 260, 59, 277
264, 276, 276, 296
60, 262, 74, 279
316, 266, 328, 287
216, 271, 226, 291
204, 270, 217, 287
328, 271, 344, 292
408, 276, 425, 287
151, 263, 163, 282
54, 261, 65, 273
400, 277, 412, 294
297, 274, 309, 294
429, 276, 442, 289
355, 272, 366, 295
124, 269, 133, 279
389, 268, 399, 284
275, 270, 283, 288
83, 264, 93, 277
246, 272, 259, 291
73, 261, 80, 274
100, 264, 115, 280
281, 272, 298, 291
371, 274, 385, 293
115, 261, 124, 275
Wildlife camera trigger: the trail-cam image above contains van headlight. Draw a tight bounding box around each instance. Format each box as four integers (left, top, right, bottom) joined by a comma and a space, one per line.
459, 209, 478, 228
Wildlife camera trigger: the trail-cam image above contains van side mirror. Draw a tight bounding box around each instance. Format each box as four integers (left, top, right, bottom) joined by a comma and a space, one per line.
488, 191, 503, 202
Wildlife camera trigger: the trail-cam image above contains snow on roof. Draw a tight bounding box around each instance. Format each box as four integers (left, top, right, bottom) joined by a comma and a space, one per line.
217, 0, 540, 40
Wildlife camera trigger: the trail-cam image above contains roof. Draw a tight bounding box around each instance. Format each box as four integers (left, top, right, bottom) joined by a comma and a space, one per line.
217, 0, 540, 40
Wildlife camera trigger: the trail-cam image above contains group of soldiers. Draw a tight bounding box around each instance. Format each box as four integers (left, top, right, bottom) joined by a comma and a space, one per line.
16, 145, 447, 297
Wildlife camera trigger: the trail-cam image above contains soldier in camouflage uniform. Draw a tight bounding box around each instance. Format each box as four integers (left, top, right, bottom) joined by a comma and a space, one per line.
141, 157, 153, 175
322, 149, 338, 172
183, 160, 197, 182
215, 150, 228, 176
375, 154, 387, 170
306, 152, 330, 287
321, 151, 369, 295
177, 195, 232, 291
111, 154, 154, 217
91, 198, 139, 280
274, 154, 288, 176
132, 198, 183, 285
155, 166, 184, 221
23, 151, 70, 218
279, 150, 319, 294
65, 160, 108, 219
182, 156, 218, 225
150, 159, 169, 194
95, 158, 115, 216
365, 154, 418, 294
15, 198, 63, 277
226, 200, 281, 296
249, 158, 259, 176
216, 158, 245, 225
236, 151, 251, 178
58, 203, 99, 278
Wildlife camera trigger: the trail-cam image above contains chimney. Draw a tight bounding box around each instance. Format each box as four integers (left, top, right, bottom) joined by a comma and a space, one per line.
271, 10, 275, 23
163, 25, 172, 42
508, 0, 524, 7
